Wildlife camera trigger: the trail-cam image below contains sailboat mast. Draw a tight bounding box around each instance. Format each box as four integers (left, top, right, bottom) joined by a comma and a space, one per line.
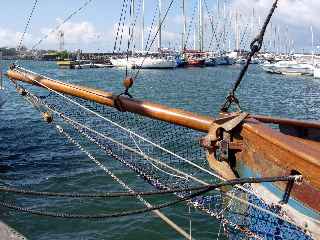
141, 0, 145, 51
129, 0, 135, 55
182, 0, 186, 51
311, 25, 314, 65
198, 0, 204, 52
158, 0, 162, 51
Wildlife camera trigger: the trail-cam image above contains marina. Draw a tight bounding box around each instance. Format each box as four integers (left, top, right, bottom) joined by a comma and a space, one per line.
0, 0, 320, 240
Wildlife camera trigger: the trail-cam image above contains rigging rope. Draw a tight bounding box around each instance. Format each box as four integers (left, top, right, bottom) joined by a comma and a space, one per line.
144, 5, 159, 51
184, 1, 197, 50
16, 0, 39, 63
220, 0, 279, 112
113, 0, 129, 54
11, 66, 295, 210
9, 67, 315, 238
125, 0, 143, 79
10, 75, 313, 238
55, 124, 192, 239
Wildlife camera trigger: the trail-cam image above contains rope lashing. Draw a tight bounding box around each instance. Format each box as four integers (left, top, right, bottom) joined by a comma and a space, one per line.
220, 0, 279, 113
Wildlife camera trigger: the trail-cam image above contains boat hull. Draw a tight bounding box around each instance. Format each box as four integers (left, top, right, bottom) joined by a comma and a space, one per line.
232, 119, 320, 238
262, 62, 314, 76
133, 58, 177, 69
186, 59, 205, 67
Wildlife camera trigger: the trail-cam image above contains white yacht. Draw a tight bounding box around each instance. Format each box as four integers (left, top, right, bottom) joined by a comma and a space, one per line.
132, 57, 177, 69
262, 60, 314, 76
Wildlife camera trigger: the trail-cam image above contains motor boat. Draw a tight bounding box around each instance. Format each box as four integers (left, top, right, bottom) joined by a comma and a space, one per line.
262, 60, 314, 76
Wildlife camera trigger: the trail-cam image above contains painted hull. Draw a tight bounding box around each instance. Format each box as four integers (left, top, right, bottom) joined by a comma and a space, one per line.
231, 118, 320, 239
186, 59, 205, 67
215, 56, 235, 65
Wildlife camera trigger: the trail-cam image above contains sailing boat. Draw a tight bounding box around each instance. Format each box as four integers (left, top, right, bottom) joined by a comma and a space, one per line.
112, 0, 176, 70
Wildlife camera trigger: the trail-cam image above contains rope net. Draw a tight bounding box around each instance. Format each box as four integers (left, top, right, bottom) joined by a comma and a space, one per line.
9, 69, 313, 240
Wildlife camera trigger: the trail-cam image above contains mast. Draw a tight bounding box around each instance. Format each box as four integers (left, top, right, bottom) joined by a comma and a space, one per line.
141, 0, 145, 52
158, 0, 162, 51
193, 22, 196, 50
311, 26, 314, 65
0, 51, 2, 90
235, 10, 239, 51
198, 0, 204, 51
182, 0, 186, 51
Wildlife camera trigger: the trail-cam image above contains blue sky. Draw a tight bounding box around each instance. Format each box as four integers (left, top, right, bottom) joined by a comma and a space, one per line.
0, 0, 319, 53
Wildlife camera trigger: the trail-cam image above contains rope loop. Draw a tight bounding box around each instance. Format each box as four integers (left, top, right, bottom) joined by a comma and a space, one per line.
250, 36, 263, 53
220, 93, 241, 113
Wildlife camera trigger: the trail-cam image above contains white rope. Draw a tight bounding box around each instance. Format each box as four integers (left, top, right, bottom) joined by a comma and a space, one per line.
129, 133, 188, 180
56, 124, 192, 240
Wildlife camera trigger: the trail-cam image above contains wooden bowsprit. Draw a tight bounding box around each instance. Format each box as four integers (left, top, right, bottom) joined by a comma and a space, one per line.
6, 66, 320, 239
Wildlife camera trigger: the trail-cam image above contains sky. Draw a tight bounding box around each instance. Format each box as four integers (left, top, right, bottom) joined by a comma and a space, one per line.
0, 0, 319, 53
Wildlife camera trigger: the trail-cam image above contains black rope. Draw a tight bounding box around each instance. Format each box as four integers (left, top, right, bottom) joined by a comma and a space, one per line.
144, 5, 159, 51
0, 187, 210, 219
117, 0, 130, 53
0, 175, 300, 219
0, 176, 299, 198
203, 0, 219, 52
220, 0, 279, 113
17, 0, 39, 52
113, 0, 128, 54
184, 1, 197, 50
124, 0, 143, 78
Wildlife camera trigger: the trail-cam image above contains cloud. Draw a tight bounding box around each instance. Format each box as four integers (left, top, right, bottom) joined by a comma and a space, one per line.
39, 19, 104, 50
232, 0, 319, 28
230, 0, 320, 50
0, 28, 32, 48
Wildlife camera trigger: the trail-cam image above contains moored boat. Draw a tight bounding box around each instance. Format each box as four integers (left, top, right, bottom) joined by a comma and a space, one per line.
262, 60, 314, 76
132, 57, 177, 69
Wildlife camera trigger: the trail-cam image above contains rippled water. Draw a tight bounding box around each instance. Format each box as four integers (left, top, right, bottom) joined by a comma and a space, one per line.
0, 60, 320, 240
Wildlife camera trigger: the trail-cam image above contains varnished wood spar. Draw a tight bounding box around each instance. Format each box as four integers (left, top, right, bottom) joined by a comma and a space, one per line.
6, 69, 320, 197
6, 69, 213, 132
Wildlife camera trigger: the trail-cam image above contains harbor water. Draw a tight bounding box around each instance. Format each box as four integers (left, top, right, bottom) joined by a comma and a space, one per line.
1, 60, 320, 240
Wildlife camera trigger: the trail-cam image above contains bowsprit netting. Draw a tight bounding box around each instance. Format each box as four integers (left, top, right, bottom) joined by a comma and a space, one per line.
11, 76, 312, 240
